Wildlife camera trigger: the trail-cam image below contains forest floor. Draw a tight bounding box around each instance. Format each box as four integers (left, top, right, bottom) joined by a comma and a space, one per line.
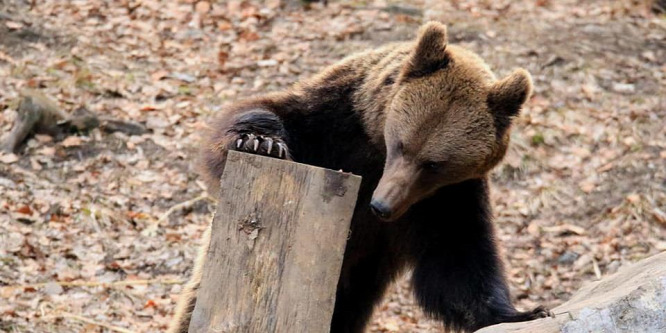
0, 0, 664, 332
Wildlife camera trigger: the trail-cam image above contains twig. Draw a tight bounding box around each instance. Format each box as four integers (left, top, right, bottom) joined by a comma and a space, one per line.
157, 194, 214, 224
592, 258, 602, 280
0, 278, 183, 293
60, 311, 136, 333
0, 50, 18, 65
142, 193, 214, 236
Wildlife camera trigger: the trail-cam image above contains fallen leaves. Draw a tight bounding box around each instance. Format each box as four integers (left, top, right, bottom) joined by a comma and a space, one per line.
626, 193, 641, 204
653, 208, 666, 226
61, 136, 83, 147
15, 205, 33, 215
0, 153, 19, 164
194, 1, 211, 15
5, 21, 24, 30
0, 0, 664, 332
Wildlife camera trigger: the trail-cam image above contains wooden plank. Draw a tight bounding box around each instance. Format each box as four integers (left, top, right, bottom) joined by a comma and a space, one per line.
189, 150, 362, 333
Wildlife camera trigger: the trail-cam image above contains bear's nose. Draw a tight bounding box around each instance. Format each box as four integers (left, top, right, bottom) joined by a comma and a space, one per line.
370, 200, 392, 220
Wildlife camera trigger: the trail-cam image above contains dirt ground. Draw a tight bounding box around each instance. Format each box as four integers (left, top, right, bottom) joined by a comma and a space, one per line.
0, 0, 664, 332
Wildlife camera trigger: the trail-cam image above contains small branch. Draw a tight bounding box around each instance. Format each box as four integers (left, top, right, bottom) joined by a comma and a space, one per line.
158, 194, 214, 225
142, 194, 214, 236
60, 311, 136, 333
0, 50, 18, 65
0, 278, 183, 293
99, 116, 148, 136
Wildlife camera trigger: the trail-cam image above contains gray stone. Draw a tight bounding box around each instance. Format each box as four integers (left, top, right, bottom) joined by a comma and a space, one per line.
476, 251, 666, 333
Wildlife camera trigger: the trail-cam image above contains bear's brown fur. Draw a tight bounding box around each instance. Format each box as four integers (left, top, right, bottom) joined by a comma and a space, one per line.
169, 21, 548, 333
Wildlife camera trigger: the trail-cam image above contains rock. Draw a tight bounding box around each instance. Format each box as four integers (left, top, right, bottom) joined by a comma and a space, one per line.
557, 251, 579, 265
476, 251, 666, 333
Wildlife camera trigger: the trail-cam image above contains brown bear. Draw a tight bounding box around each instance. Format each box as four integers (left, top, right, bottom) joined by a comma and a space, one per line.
169, 21, 550, 333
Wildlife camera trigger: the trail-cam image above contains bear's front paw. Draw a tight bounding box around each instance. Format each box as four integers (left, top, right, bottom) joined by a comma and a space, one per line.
529, 306, 554, 319
233, 133, 289, 159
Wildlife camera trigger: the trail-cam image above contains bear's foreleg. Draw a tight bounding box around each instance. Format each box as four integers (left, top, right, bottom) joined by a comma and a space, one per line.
409, 179, 550, 332
167, 225, 211, 333
331, 251, 400, 333
411, 248, 549, 332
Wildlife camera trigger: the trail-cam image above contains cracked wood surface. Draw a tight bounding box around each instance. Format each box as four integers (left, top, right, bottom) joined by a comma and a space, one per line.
189, 151, 362, 333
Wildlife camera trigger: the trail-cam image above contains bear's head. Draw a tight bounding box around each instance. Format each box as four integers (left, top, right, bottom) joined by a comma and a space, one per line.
370, 21, 532, 222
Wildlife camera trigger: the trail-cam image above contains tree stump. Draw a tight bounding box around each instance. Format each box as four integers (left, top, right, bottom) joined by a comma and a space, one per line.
189, 151, 362, 333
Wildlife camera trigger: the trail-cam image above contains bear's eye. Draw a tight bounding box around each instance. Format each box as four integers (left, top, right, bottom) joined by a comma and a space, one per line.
422, 161, 442, 171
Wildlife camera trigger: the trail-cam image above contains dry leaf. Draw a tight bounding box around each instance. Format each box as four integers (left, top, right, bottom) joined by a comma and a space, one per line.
195, 1, 210, 14
626, 193, 640, 204
144, 299, 157, 308
527, 222, 541, 237
653, 208, 666, 225
151, 70, 169, 81
16, 205, 33, 215
217, 21, 232, 31
227, 1, 241, 15
37, 147, 56, 156
0, 153, 19, 164
30, 157, 42, 170
218, 51, 229, 67
266, 0, 281, 9
61, 136, 82, 147
34, 134, 53, 143
579, 181, 596, 193
239, 31, 260, 42
5, 21, 24, 30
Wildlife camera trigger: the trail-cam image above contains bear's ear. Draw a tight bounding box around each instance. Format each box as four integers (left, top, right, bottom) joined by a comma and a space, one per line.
403, 21, 450, 79
487, 69, 533, 132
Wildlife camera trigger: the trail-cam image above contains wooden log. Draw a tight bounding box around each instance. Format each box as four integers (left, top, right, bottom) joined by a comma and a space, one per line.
0, 90, 148, 153
189, 150, 362, 333
0, 90, 67, 153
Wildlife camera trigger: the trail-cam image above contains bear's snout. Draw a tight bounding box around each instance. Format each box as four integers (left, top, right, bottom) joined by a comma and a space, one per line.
372, 157, 420, 222
370, 200, 393, 221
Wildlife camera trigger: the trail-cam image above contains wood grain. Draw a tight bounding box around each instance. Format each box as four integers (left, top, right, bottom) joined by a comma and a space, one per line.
189, 150, 361, 333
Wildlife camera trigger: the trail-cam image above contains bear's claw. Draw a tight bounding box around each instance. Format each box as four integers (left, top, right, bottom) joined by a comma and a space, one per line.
232, 133, 289, 159
277, 142, 285, 158
531, 306, 554, 319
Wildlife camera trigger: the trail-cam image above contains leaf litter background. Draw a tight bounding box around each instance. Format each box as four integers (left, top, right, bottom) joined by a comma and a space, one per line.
0, 0, 664, 332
